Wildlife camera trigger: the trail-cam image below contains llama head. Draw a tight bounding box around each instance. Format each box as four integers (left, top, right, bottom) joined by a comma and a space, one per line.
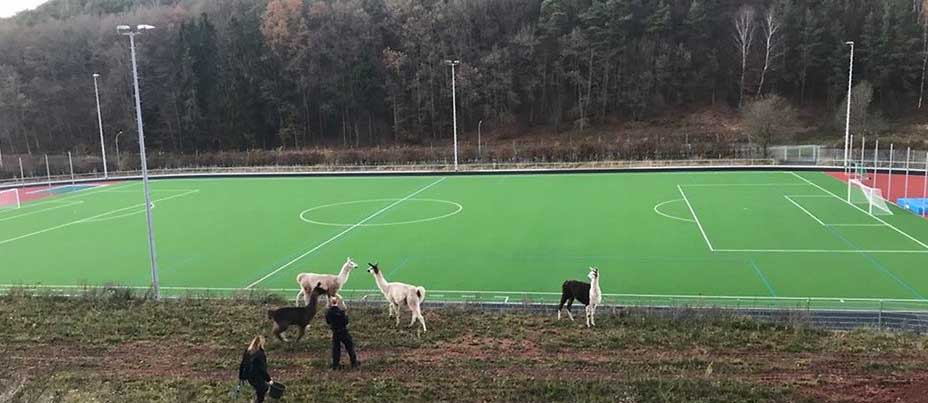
367, 262, 380, 274
310, 281, 326, 296
587, 267, 599, 281
345, 257, 358, 270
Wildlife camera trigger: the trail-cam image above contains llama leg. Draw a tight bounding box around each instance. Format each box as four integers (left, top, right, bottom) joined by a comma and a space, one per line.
415, 305, 427, 332
591, 305, 597, 327
295, 289, 304, 306
394, 303, 402, 326
273, 324, 287, 342
585, 306, 592, 328
337, 293, 347, 309
296, 325, 305, 342
565, 298, 575, 321
557, 293, 570, 320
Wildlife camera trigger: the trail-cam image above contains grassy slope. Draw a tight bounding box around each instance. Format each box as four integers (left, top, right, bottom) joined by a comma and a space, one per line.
2, 171, 927, 302
2, 292, 928, 402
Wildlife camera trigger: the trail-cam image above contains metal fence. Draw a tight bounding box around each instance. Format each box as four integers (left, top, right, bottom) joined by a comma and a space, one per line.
3, 284, 927, 333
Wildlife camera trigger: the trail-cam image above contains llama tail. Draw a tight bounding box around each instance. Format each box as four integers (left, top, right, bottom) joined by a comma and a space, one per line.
296, 273, 306, 284
416, 286, 426, 302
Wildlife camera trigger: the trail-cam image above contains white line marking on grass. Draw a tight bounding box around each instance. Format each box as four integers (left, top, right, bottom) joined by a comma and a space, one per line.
299, 198, 462, 227
790, 172, 928, 250
715, 249, 928, 253
244, 177, 448, 289
0, 201, 84, 222
784, 196, 826, 226
677, 185, 714, 251
680, 183, 815, 187
653, 199, 696, 223
7, 284, 927, 306
0, 190, 199, 246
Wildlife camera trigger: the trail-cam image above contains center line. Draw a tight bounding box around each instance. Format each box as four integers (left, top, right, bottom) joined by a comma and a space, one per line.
244, 177, 447, 289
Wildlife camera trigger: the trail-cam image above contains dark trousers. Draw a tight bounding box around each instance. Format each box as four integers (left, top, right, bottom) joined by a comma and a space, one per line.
331, 329, 358, 368
249, 381, 268, 403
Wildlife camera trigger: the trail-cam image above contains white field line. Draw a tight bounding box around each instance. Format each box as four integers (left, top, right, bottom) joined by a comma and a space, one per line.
0, 201, 84, 223
3, 284, 927, 305
679, 183, 814, 187
784, 195, 826, 226
653, 199, 696, 223
827, 224, 887, 227
0, 190, 199, 246
244, 177, 448, 289
790, 172, 928, 250
677, 185, 714, 251
715, 249, 928, 253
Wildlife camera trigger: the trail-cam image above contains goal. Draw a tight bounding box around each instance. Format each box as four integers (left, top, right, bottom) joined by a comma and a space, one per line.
847, 179, 892, 216
0, 188, 20, 210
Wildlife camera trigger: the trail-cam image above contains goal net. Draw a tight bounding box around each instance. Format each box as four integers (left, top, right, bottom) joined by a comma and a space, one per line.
848, 179, 892, 216
0, 188, 20, 210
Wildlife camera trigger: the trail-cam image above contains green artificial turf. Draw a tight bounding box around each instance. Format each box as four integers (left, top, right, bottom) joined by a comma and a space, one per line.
1, 170, 927, 309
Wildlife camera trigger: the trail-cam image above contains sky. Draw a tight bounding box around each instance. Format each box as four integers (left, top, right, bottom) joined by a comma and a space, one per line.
0, 0, 49, 18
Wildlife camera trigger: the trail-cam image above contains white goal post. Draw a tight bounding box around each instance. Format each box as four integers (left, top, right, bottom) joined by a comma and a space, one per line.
848, 179, 892, 216
0, 188, 20, 210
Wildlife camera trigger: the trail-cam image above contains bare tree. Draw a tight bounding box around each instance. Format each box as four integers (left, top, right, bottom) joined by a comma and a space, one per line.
757, 6, 782, 96
743, 94, 798, 157
733, 6, 756, 109
918, 2, 928, 108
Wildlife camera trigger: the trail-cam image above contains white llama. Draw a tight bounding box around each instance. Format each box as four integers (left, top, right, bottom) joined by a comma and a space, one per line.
586, 267, 602, 327
295, 257, 357, 306
367, 263, 427, 332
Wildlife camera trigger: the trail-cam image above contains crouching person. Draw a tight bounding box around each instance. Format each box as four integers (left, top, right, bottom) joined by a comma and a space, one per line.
325, 296, 359, 370
239, 335, 273, 402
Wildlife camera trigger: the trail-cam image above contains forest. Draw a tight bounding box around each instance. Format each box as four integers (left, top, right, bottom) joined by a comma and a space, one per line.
1, 0, 927, 156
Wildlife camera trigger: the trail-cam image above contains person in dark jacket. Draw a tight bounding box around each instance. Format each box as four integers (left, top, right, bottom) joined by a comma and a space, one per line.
325, 297, 359, 369
239, 335, 273, 403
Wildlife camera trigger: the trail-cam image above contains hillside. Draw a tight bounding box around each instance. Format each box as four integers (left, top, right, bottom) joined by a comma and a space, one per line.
2, 0, 928, 159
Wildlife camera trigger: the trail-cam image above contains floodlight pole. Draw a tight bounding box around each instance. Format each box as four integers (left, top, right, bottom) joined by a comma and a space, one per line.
93, 74, 108, 178
444, 60, 460, 170
120, 24, 160, 300
843, 41, 854, 168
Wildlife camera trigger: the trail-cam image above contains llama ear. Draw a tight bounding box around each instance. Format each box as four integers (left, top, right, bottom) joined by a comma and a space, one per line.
368, 263, 375, 267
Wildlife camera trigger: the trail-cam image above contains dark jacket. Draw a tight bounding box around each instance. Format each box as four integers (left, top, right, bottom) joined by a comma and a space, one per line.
325, 305, 349, 332
238, 349, 271, 385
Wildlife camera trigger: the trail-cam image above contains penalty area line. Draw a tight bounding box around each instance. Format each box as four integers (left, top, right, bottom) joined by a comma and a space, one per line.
244, 177, 448, 289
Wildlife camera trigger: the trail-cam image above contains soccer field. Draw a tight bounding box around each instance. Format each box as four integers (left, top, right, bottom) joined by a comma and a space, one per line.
2, 170, 928, 309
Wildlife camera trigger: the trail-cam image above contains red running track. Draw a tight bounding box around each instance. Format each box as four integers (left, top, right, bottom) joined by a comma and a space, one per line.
828, 171, 928, 210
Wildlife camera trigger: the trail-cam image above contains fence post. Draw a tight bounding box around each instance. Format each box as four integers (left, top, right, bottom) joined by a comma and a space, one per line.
19, 157, 24, 184
68, 151, 75, 184
888, 144, 895, 199
45, 154, 51, 188
0, 147, 3, 168
878, 300, 883, 329
905, 147, 912, 199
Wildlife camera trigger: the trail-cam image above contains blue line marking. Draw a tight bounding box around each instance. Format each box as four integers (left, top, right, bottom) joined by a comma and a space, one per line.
749, 259, 777, 297
821, 223, 926, 300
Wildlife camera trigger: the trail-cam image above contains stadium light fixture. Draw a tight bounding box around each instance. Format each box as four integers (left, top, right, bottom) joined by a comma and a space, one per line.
443, 60, 460, 170
92, 73, 108, 178
118, 23, 161, 300
843, 41, 854, 169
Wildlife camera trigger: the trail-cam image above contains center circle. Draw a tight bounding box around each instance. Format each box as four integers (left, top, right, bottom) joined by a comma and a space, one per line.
299, 198, 463, 227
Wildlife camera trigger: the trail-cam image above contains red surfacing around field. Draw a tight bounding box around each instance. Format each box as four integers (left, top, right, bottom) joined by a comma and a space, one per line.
828, 171, 928, 212
13, 182, 118, 204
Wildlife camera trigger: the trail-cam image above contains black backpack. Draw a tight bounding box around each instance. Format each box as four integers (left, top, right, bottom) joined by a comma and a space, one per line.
238, 350, 253, 381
